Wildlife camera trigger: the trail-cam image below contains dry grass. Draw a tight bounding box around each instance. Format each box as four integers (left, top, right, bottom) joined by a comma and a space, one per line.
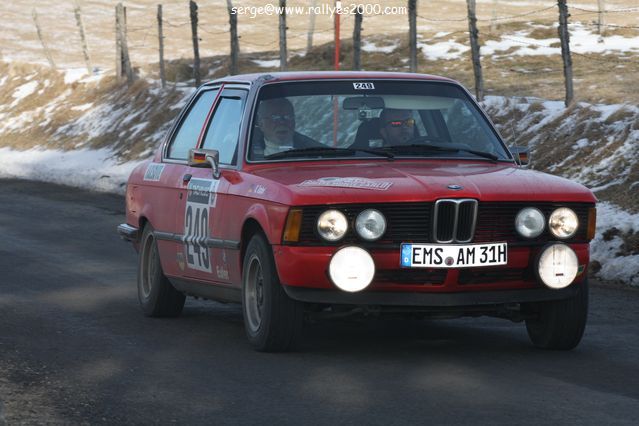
138, 24, 639, 105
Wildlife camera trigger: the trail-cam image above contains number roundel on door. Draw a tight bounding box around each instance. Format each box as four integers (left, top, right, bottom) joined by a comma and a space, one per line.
184, 178, 219, 272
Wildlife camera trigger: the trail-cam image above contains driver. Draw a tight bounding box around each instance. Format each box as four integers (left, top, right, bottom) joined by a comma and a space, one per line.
252, 98, 319, 158
379, 108, 415, 146
257, 98, 296, 156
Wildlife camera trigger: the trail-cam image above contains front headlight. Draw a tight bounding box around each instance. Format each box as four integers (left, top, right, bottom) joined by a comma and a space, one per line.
515, 207, 545, 238
355, 209, 386, 241
317, 209, 348, 241
549, 208, 578, 239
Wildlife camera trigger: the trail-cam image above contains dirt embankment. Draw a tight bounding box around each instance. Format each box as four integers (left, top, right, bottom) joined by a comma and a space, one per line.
0, 61, 189, 162
482, 97, 639, 214
1, 59, 637, 218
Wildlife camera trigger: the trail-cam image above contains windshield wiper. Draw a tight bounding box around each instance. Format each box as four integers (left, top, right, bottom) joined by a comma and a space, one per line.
265, 146, 394, 160
382, 144, 499, 162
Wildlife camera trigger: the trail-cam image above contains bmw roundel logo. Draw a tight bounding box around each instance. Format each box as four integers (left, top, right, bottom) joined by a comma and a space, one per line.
447, 184, 463, 190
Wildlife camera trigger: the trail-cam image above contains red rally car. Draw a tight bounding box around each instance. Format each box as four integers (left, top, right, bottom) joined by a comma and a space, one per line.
118, 72, 597, 352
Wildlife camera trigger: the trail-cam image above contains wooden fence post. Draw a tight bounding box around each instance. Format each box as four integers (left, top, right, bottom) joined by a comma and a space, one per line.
227, 0, 240, 75
558, 0, 573, 106
115, 3, 133, 83
466, 0, 484, 101
190, 0, 201, 87
352, 7, 362, 70
408, 0, 417, 72
115, 5, 122, 78
32, 9, 56, 69
279, 0, 288, 71
597, 0, 606, 36
307, 0, 317, 54
490, 0, 498, 34
157, 4, 166, 88
73, 2, 92, 74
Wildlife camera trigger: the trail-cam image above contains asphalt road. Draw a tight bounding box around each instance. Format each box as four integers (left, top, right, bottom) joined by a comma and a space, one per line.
1, 178, 639, 425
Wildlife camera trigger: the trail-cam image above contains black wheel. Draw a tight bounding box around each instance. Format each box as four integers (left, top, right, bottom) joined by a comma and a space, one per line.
138, 224, 185, 317
242, 233, 303, 352
525, 278, 589, 350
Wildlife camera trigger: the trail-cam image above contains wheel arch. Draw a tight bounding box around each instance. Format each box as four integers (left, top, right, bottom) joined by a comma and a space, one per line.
138, 202, 156, 234
138, 216, 150, 233
240, 218, 267, 267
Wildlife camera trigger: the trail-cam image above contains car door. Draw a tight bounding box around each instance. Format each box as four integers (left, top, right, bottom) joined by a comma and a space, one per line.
155, 87, 220, 278
178, 87, 248, 284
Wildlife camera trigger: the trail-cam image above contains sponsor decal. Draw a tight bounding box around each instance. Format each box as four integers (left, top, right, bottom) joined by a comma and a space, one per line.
215, 249, 230, 280
216, 265, 230, 280
183, 178, 219, 273
176, 252, 186, 271
249, 184, 267, 195
299, 177, 392, 191
143, 163, 165, 181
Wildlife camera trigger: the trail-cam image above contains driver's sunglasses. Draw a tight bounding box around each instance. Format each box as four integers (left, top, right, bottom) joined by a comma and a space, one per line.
267, 114, 294, 122
385, 118, 415, 128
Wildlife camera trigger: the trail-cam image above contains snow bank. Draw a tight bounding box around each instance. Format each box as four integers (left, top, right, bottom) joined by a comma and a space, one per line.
591, 203, 639, 286
0, 147, 142, 194
418, 23, 639, 60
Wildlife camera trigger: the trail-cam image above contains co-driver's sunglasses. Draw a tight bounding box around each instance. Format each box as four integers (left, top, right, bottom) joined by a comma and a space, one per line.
385, 118, 415, 128
265, 114, 294, 122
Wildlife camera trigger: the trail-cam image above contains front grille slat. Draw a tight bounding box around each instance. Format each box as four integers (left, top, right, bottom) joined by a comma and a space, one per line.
436, 202, 456, 242
456, 200, 476, 242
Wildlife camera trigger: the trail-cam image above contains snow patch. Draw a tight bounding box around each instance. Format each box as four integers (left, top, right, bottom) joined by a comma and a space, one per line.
252, 59, 280, 68
71, 103, 94, 112
361, 41, 399, 54
11, 81, 39, 106
0, 147, 141, 195
573, 138, 589, 149
591, 202, 639, 286
64, 68, 89, 84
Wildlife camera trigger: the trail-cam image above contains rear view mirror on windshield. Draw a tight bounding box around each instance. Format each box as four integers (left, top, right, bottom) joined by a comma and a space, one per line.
342, 96, 385, 110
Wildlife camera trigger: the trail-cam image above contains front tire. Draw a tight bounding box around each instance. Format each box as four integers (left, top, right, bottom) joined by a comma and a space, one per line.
242, 233, 303, 352
138, 224, 185, 317
525, 278, 589, 350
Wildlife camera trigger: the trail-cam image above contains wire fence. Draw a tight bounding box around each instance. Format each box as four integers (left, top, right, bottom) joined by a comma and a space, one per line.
3, 1, 638, 102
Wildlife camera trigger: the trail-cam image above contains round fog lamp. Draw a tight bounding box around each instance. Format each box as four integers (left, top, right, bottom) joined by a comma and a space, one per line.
549, 208, 579, 239
515, 207, 545, 238
356, 209, 387, 241
317, 209, 348, 241
537, 243, 578, 289
329, 246, 375, 292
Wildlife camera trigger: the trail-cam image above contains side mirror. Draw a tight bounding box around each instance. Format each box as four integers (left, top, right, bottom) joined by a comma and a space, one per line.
188, 148, 221, 179
509, 146, 530, 167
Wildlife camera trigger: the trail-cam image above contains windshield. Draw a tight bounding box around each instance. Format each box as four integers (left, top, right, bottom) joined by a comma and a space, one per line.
248, 80, 511, 162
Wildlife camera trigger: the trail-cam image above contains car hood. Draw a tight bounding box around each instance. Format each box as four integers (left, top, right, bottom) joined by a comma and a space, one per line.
243, 160, 597, 205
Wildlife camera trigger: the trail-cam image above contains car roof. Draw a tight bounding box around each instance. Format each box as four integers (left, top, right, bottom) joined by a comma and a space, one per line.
204, 71, 457, 87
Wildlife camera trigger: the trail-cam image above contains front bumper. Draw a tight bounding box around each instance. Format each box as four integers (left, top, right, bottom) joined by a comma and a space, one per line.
283, 284, 580, 307
273, 243, 590, 294
117, 223, 139, 242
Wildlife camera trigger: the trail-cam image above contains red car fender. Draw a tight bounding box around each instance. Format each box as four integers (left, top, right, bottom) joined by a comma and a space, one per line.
242, 202, 286, 247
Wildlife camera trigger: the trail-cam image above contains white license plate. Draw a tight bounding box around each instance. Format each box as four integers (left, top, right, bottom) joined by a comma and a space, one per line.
400, 242, 508, 268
